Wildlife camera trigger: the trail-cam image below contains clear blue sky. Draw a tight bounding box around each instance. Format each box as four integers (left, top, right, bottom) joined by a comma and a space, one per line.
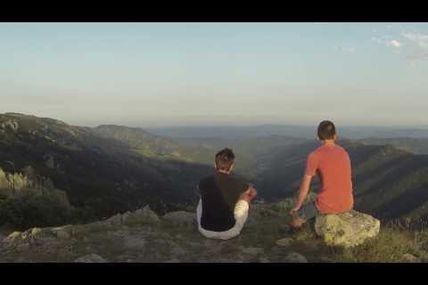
1, 23, 428, 127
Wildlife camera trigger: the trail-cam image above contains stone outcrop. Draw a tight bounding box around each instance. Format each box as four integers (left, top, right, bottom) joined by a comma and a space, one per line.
1, 200, 426, 263
315, 210, 380, 248
162, 211, 195, 227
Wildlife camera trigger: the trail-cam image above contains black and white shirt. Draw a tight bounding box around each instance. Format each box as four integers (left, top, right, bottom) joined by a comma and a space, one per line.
198, 172, 249, 232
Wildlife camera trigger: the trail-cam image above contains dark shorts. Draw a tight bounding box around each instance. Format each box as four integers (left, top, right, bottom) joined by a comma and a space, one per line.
296, 201, 320, 221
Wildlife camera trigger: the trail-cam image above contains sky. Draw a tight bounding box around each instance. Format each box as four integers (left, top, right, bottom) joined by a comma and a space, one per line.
0, 22, 428, 128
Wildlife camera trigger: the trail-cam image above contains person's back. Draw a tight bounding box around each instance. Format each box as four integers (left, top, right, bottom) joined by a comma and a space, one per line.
196, 148, 257, 240
307, 143, 353, 214
199, 172, 248, 231
289, 120, 354, 229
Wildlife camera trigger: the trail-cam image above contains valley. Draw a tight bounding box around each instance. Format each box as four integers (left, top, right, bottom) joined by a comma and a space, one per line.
0, 112, 428, 231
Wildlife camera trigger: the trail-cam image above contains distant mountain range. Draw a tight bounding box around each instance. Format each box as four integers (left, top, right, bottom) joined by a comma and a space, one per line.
0, 112, 427, 229
358, 137, 428, 155
149, 124, 428, 140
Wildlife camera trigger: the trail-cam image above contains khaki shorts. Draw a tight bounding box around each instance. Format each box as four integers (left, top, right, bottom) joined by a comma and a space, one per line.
296, 201, 320, 221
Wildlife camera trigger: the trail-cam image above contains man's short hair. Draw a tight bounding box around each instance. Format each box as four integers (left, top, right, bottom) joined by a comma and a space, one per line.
317, 120, 336, 140
215, 148, 235, 171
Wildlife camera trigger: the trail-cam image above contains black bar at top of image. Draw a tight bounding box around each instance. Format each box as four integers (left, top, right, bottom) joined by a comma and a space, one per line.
0, 5, 428, 22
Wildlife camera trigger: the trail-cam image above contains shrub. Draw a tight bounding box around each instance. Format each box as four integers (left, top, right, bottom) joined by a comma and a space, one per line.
0, 188, 75, 230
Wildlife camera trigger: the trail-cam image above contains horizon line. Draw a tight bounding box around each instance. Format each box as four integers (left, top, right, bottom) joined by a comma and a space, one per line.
2, 112, 428, 131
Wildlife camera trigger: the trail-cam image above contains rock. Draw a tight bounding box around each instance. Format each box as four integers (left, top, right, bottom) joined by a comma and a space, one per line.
283, 252, 308, 263
315, 210, 380, 248
123, 206, 160, 225
305, 241, 323, 252
240, 247, 264, 256
203, 239, 219, 248
188, 241, 202, 248
27, 227, 56, 246
319, 257, 336, 263
259, 257, 270, 263
89, 221, 109, 231
162, 211, 195, 227
159, 232, 172, 239
74, 254, 107, 263
15, 242, 30, 252
51, 225, 73, 240
245, 216, 258, 227
275, 238, 293, 247
20, 231, 30, 241
1, 120, 19, 132
121, 212, 132, 223
1, 231, 25, 250
123, 235, 146, 249
105, 214, 122, 226
162, 239, 178, 248
402, 253, 421, 263
6, 231, 22, 242
141, 206, 161, 223
170, 246, 186, 257
71, 225, 88, 236
56, 231, 70, 239
166, 258, 180, 263
31, 228, 42, 237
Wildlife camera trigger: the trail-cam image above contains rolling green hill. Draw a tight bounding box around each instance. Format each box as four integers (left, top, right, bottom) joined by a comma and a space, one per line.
358, 137, 428, 155
0, 113, 212, 227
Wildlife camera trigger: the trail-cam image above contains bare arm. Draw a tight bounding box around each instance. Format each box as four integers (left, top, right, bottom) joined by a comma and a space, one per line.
240, 184, 257, 203
290, 175, 312, 213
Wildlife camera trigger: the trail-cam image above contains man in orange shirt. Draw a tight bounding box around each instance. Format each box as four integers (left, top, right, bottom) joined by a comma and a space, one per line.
289, 120, 354, 229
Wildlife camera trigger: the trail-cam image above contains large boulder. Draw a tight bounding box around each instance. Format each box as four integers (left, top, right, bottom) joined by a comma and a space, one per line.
162, 211, 195, 227
315, 210, 380, 248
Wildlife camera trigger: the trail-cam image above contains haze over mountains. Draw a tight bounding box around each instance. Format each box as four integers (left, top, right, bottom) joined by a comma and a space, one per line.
149, 125, 428, 140
0, 112, 428, 231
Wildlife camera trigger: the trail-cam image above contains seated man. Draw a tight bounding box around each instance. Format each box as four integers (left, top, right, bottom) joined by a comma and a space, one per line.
289, 120, 354, 229
196, 148, 257, 240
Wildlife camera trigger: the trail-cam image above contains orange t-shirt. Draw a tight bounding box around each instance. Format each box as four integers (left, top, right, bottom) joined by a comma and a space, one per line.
305, 143, 354, 214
